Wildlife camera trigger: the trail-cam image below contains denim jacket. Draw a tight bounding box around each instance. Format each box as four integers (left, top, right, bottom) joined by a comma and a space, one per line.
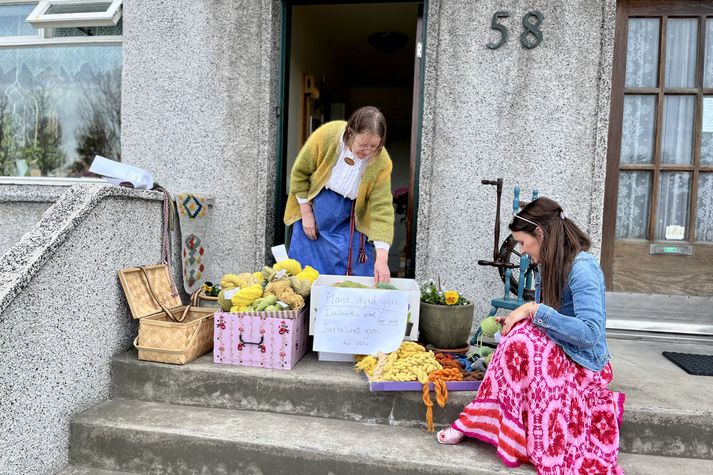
532, 251, 610, 372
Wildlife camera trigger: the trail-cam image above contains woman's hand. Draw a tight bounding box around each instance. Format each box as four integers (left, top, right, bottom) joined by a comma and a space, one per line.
374, 248, 390, 283
300, 203, 318, 240
496, 302, 537, 336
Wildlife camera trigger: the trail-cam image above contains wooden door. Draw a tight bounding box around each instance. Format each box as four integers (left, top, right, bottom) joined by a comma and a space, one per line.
602, 0, 713, 296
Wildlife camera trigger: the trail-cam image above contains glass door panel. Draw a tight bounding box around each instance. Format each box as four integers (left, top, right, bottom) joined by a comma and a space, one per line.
626, 18, 660, 88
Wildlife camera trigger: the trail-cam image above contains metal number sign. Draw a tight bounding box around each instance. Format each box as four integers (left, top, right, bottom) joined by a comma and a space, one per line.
487, 11, 510, 50
487, 10, 544, 50
520, 11, 544, 49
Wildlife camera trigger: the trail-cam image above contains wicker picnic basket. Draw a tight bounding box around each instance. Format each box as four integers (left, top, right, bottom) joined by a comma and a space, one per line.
118, 264, 215, 365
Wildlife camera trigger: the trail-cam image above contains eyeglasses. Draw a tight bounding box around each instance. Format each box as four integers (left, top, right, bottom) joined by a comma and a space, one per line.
352, 135, 381, 152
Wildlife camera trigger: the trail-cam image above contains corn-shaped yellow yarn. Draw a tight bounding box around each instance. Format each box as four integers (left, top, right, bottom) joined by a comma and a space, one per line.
295, 266, 319, 284
231, 283, 263, 308
273, 259, 302, 276
252, 271, 266, 283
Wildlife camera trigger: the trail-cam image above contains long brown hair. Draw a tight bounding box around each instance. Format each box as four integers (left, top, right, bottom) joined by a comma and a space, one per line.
509, 197, 591, 310
342, 106, 387, 156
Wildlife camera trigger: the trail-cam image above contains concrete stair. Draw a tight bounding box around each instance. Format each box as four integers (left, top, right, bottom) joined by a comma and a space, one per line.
63, 343, 713, 474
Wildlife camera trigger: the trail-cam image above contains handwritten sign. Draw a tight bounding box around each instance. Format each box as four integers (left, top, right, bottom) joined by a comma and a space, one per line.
313, 287, 409, 354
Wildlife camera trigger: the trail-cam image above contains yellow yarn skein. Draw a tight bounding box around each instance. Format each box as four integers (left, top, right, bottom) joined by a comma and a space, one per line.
273, 259, 302, 276
379, 352, 442, 384
295, 266, 319, 284
264, 279, 304, 309
264, 278, 291, 296
354, 356, 377, 377
220, 274, 242, 290
230, 283, 263, 308
356, 342, 442, 385
397, 341, 426, 359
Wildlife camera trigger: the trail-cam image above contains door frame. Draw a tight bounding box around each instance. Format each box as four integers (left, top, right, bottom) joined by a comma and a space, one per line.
272, 0, 428, 278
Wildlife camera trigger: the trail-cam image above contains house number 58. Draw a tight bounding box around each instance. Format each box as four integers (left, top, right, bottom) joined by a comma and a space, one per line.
487, 10, 544, 50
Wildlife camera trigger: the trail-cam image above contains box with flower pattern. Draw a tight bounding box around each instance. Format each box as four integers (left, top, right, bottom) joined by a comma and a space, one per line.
213, 307, 308, 370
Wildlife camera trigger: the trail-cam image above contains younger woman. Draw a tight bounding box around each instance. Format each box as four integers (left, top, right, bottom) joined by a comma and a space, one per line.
438, 197, 625, 474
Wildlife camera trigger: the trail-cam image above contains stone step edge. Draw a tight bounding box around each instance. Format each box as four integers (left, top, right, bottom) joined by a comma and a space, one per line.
70, 399, 532, 474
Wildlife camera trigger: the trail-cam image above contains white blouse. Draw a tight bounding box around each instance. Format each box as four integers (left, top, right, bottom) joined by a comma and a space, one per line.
297, 137, 389, 251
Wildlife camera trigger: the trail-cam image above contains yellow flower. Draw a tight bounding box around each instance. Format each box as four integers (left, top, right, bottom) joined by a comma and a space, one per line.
444, 291, 459, 305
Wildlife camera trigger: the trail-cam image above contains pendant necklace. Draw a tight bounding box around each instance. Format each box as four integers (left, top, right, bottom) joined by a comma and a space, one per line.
344, 156, 355, 166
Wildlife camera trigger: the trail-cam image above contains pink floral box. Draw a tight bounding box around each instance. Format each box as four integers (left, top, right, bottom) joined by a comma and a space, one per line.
213, 308, 308, 370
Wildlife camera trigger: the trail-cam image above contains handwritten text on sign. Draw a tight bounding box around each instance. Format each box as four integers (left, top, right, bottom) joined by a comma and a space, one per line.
313, 287, 409, 354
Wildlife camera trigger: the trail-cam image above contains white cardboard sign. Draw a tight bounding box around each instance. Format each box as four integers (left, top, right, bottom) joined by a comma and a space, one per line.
313, 287, 409, 354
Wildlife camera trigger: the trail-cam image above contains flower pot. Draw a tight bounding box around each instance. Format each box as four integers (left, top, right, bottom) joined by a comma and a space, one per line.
419, 302, 474, 349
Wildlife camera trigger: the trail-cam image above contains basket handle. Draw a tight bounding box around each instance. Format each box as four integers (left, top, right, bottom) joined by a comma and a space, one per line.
139, 266, 189, 322
190, 289, 202, 307
133, 314, 210, 354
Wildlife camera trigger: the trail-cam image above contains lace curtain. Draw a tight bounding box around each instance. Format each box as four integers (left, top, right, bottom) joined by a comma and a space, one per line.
617, 18, 713, 242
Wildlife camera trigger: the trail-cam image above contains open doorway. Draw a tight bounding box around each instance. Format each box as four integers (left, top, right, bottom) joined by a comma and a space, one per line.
275, 1, 424, 278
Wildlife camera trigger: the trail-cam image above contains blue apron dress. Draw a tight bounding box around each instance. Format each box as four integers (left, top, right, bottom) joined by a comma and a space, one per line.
288, 187, 375, 276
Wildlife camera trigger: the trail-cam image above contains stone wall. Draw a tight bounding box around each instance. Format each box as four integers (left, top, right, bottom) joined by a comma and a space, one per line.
0, 185, 165, 474
416, 0, 616, 316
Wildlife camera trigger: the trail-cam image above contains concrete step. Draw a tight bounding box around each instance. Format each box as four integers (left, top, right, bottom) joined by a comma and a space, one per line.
69, 399, 713, 475
70, 399, 534, 474
111, 350, 475, 428
111, 349, 713, 459
56, 466, 137, 475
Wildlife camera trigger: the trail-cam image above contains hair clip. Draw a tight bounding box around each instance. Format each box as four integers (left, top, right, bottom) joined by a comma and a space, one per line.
560, 211, 567, 220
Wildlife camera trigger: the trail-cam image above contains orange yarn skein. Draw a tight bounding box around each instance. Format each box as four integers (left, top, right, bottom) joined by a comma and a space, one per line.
422, 367, 463, 432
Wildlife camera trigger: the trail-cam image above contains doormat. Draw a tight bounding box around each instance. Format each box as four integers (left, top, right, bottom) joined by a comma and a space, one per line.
662, 352, 713, 376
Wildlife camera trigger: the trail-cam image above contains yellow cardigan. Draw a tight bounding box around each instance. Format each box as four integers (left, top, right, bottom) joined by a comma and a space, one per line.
283, 121, 394, 245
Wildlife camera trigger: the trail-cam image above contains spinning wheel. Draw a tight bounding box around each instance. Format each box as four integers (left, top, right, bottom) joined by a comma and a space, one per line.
496, 234, 536, 301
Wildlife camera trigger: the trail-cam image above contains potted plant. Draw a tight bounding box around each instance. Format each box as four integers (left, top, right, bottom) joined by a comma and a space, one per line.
419, 280, 474, 350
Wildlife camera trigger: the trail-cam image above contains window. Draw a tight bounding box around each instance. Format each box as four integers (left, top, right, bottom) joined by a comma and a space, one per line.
27, 0, 122, 28
0, 1, 121, 179
615, 15, 713, 243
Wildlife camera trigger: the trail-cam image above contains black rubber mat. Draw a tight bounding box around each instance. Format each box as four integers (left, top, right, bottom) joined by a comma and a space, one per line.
662, 352, 713, 376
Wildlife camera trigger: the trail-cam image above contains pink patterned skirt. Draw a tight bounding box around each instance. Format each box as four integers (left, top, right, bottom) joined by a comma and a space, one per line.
453, 321, 625, 474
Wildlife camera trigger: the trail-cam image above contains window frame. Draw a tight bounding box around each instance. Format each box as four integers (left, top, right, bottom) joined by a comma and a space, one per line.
26, 0, 122, 29
0, 0, 122, 185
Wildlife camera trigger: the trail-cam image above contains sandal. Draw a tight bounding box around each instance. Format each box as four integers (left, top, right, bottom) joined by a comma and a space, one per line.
437, 427, 464, 445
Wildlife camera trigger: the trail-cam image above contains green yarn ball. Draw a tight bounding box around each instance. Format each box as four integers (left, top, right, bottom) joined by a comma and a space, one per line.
480, 316, 501, 338
217, 290, 233, 312
475, 345, 493, 358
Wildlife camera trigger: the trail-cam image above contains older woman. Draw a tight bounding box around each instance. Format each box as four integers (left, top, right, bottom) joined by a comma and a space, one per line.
284, 106, 393, 283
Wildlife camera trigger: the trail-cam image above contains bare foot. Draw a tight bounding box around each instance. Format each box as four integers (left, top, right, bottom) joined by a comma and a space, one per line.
437, 427, 464, 445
